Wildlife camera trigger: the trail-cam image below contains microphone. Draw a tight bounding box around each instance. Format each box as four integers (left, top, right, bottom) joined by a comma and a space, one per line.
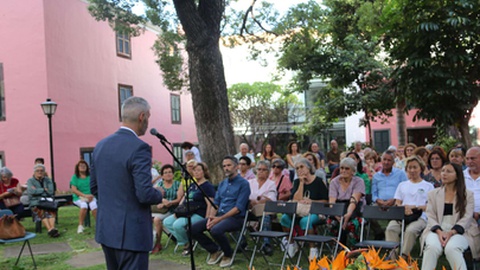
150, 128, 169, 143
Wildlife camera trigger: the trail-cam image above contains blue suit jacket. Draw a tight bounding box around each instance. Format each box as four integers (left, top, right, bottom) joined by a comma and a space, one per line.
90, 128, 162, 252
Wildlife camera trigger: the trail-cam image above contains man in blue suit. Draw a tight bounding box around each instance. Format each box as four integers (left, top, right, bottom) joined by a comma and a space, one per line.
90, 96, 163, 269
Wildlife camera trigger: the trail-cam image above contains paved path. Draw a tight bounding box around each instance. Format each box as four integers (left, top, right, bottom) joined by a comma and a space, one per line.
4, 241, 191, 269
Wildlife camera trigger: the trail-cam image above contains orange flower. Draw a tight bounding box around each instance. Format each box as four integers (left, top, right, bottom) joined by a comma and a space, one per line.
361, 248, 396, 270
331, 250, 348, 270
316, 256, 331, 270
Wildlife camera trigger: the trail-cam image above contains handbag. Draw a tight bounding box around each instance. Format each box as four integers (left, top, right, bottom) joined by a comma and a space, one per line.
293, 190, 311, 217
174, 203, 200, 218
37, 196, 58, 211
0, 214, 26, 239
151, 204, 169, 214
404, 208, 423, 225
0, 185, 21, 208
251, 203, 265, 217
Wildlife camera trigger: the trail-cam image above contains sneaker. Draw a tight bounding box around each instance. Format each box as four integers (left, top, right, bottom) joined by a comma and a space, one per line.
309, 247, 318, 261
207, 251, 224, 265
219, 257, 232, 268
287, 242, 298, 258
280, 237, 288, 251
77, 225, 84, 234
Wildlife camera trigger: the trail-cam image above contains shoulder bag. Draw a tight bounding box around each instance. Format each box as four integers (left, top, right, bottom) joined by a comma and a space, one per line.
1, 185, 21, 208
0, 214, 26, 239
293, 190, 311, 217
36, 180, 58, 211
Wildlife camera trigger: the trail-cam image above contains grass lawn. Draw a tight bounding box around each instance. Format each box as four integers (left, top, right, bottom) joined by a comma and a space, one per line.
0, 206, 457, 270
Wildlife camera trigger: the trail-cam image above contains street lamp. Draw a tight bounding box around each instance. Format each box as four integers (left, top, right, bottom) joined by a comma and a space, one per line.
41, 98, 57, 189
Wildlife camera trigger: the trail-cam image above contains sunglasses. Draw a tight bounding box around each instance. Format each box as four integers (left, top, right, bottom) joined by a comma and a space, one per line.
272, 165, 282, 169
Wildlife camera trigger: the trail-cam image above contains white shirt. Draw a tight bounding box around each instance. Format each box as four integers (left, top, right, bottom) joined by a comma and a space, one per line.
248, 179, 277, 202
464, 168, 480, 213
151, 168, 161, 186
394, 179, 434, 220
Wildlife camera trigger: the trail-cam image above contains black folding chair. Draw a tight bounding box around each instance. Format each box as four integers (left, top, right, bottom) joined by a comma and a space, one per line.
249, 201, 297, 270
293, 202, 346, 266
355, 205, 405, 258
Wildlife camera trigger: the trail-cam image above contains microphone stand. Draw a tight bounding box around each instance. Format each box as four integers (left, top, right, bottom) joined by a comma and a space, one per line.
153, 136, 217, 270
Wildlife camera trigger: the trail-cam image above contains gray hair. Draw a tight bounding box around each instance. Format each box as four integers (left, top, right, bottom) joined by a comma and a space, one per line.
340, 157, 357, 173
256, 160, 271, 173
0, 167, 13, 179
33, 164, 46, 172
121, 96, 150, 123
382, 150, 396, 160
294, 158, 315, 175
272, 158, 286, 169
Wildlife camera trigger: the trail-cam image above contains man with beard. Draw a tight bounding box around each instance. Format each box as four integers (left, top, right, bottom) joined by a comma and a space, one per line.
191, 156, 250, 268
90, 96, 163, 269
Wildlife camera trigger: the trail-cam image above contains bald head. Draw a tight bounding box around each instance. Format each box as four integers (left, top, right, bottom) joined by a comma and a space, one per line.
239, 143, 249, 155
330, 140, 338, 150
466, 146, 480, 173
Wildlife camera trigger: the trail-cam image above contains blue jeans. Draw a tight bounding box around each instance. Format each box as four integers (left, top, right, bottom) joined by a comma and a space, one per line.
191, 216, 243, 257
163, 213, 203, 246
280, 213, 320, 230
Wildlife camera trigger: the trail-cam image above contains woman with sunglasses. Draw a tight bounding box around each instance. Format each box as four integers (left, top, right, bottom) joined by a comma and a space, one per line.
268, 159, 292, 201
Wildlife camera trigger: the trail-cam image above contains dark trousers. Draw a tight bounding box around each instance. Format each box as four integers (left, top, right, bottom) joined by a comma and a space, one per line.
0, 201, 24, 219
101, 244, 149, 270
191, 216, 243, 257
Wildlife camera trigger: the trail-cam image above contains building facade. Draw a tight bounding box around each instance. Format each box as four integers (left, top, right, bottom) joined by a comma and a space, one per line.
0, 0, 198, 190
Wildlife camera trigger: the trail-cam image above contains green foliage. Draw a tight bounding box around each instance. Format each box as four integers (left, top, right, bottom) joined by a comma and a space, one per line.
228, 81, 301, 147
381, 0, 480, 144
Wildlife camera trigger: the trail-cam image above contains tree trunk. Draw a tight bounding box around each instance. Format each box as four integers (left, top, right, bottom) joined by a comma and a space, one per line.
396, 98, 407, 146
458, 116, 472, 148
174, 0, 236, 184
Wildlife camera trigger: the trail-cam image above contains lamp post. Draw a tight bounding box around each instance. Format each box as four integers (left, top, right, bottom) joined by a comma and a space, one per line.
41, 98, 57, 189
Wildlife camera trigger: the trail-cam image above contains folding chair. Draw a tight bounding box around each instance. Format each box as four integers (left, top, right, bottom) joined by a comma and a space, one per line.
293, 202, 346, 266
0, 209, 37, 269
355, 205, 405, 258
226, 211, 255, 266
249, 201, 297, 270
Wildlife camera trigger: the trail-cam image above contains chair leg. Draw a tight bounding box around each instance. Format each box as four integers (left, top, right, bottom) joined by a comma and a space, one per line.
15, 240, 37, 269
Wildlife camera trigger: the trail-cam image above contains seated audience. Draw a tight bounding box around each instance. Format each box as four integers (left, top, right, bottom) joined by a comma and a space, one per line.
238, 156, 256, 181
152, 164, 183, 254
422, 162, 480, 270
464, 146, 480, 229
249, 160, 277, 255
448, 147, 466, 170
27, 164, 59, 237
328, 157, 365, 247
365, 150, 382, 180
347, 152, 371, 205
260, 144, 280, 162
281, 158, 329, 259
70, 160, 97, 234
385, 156, 434, 257
286, 141, 302, 182
234, 143, 255, 167
268, 159, 292, 201
424, 149, 447, 188
0, 167, 24, 217
308, 142, 325, 170
163, 163, 216, 256
327, 140, 341, 174
414, 146, 431, 176
303, 152, 327, 185
191, 156, 250, 268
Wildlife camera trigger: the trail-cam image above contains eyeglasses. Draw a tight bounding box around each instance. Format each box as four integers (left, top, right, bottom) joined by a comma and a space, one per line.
239, 163, 247, 165
257, 168, 268, 171
295, 165, 305, 170
272, 165, 282, 169
35, 170, 45, 173
340, 167, 351, 170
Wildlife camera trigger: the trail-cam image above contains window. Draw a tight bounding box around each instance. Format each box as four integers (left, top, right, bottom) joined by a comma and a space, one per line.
0, 63, 5, 121
373, 130, 391, 153
170, 94, 181, 124
80, 148, 94, 167
173, 144, 183, 168
0, 151, 4, 167
118, 84, 133, 121
116, 32, 131, 58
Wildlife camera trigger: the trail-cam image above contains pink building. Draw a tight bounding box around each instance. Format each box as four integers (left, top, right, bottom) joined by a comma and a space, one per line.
0, 0, 198, 191
367, 109, 435, 151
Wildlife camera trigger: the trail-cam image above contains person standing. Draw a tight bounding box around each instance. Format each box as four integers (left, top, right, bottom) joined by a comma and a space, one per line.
90, 96, 163, 270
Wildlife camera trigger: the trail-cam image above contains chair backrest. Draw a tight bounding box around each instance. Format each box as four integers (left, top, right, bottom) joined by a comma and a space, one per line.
0, 209, 14, 218
264, 201, 297, 214
309, 202, 346, 216
362, 205, 405, 221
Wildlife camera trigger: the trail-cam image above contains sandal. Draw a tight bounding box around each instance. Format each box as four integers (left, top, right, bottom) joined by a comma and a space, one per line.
151, 243, 162, 254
